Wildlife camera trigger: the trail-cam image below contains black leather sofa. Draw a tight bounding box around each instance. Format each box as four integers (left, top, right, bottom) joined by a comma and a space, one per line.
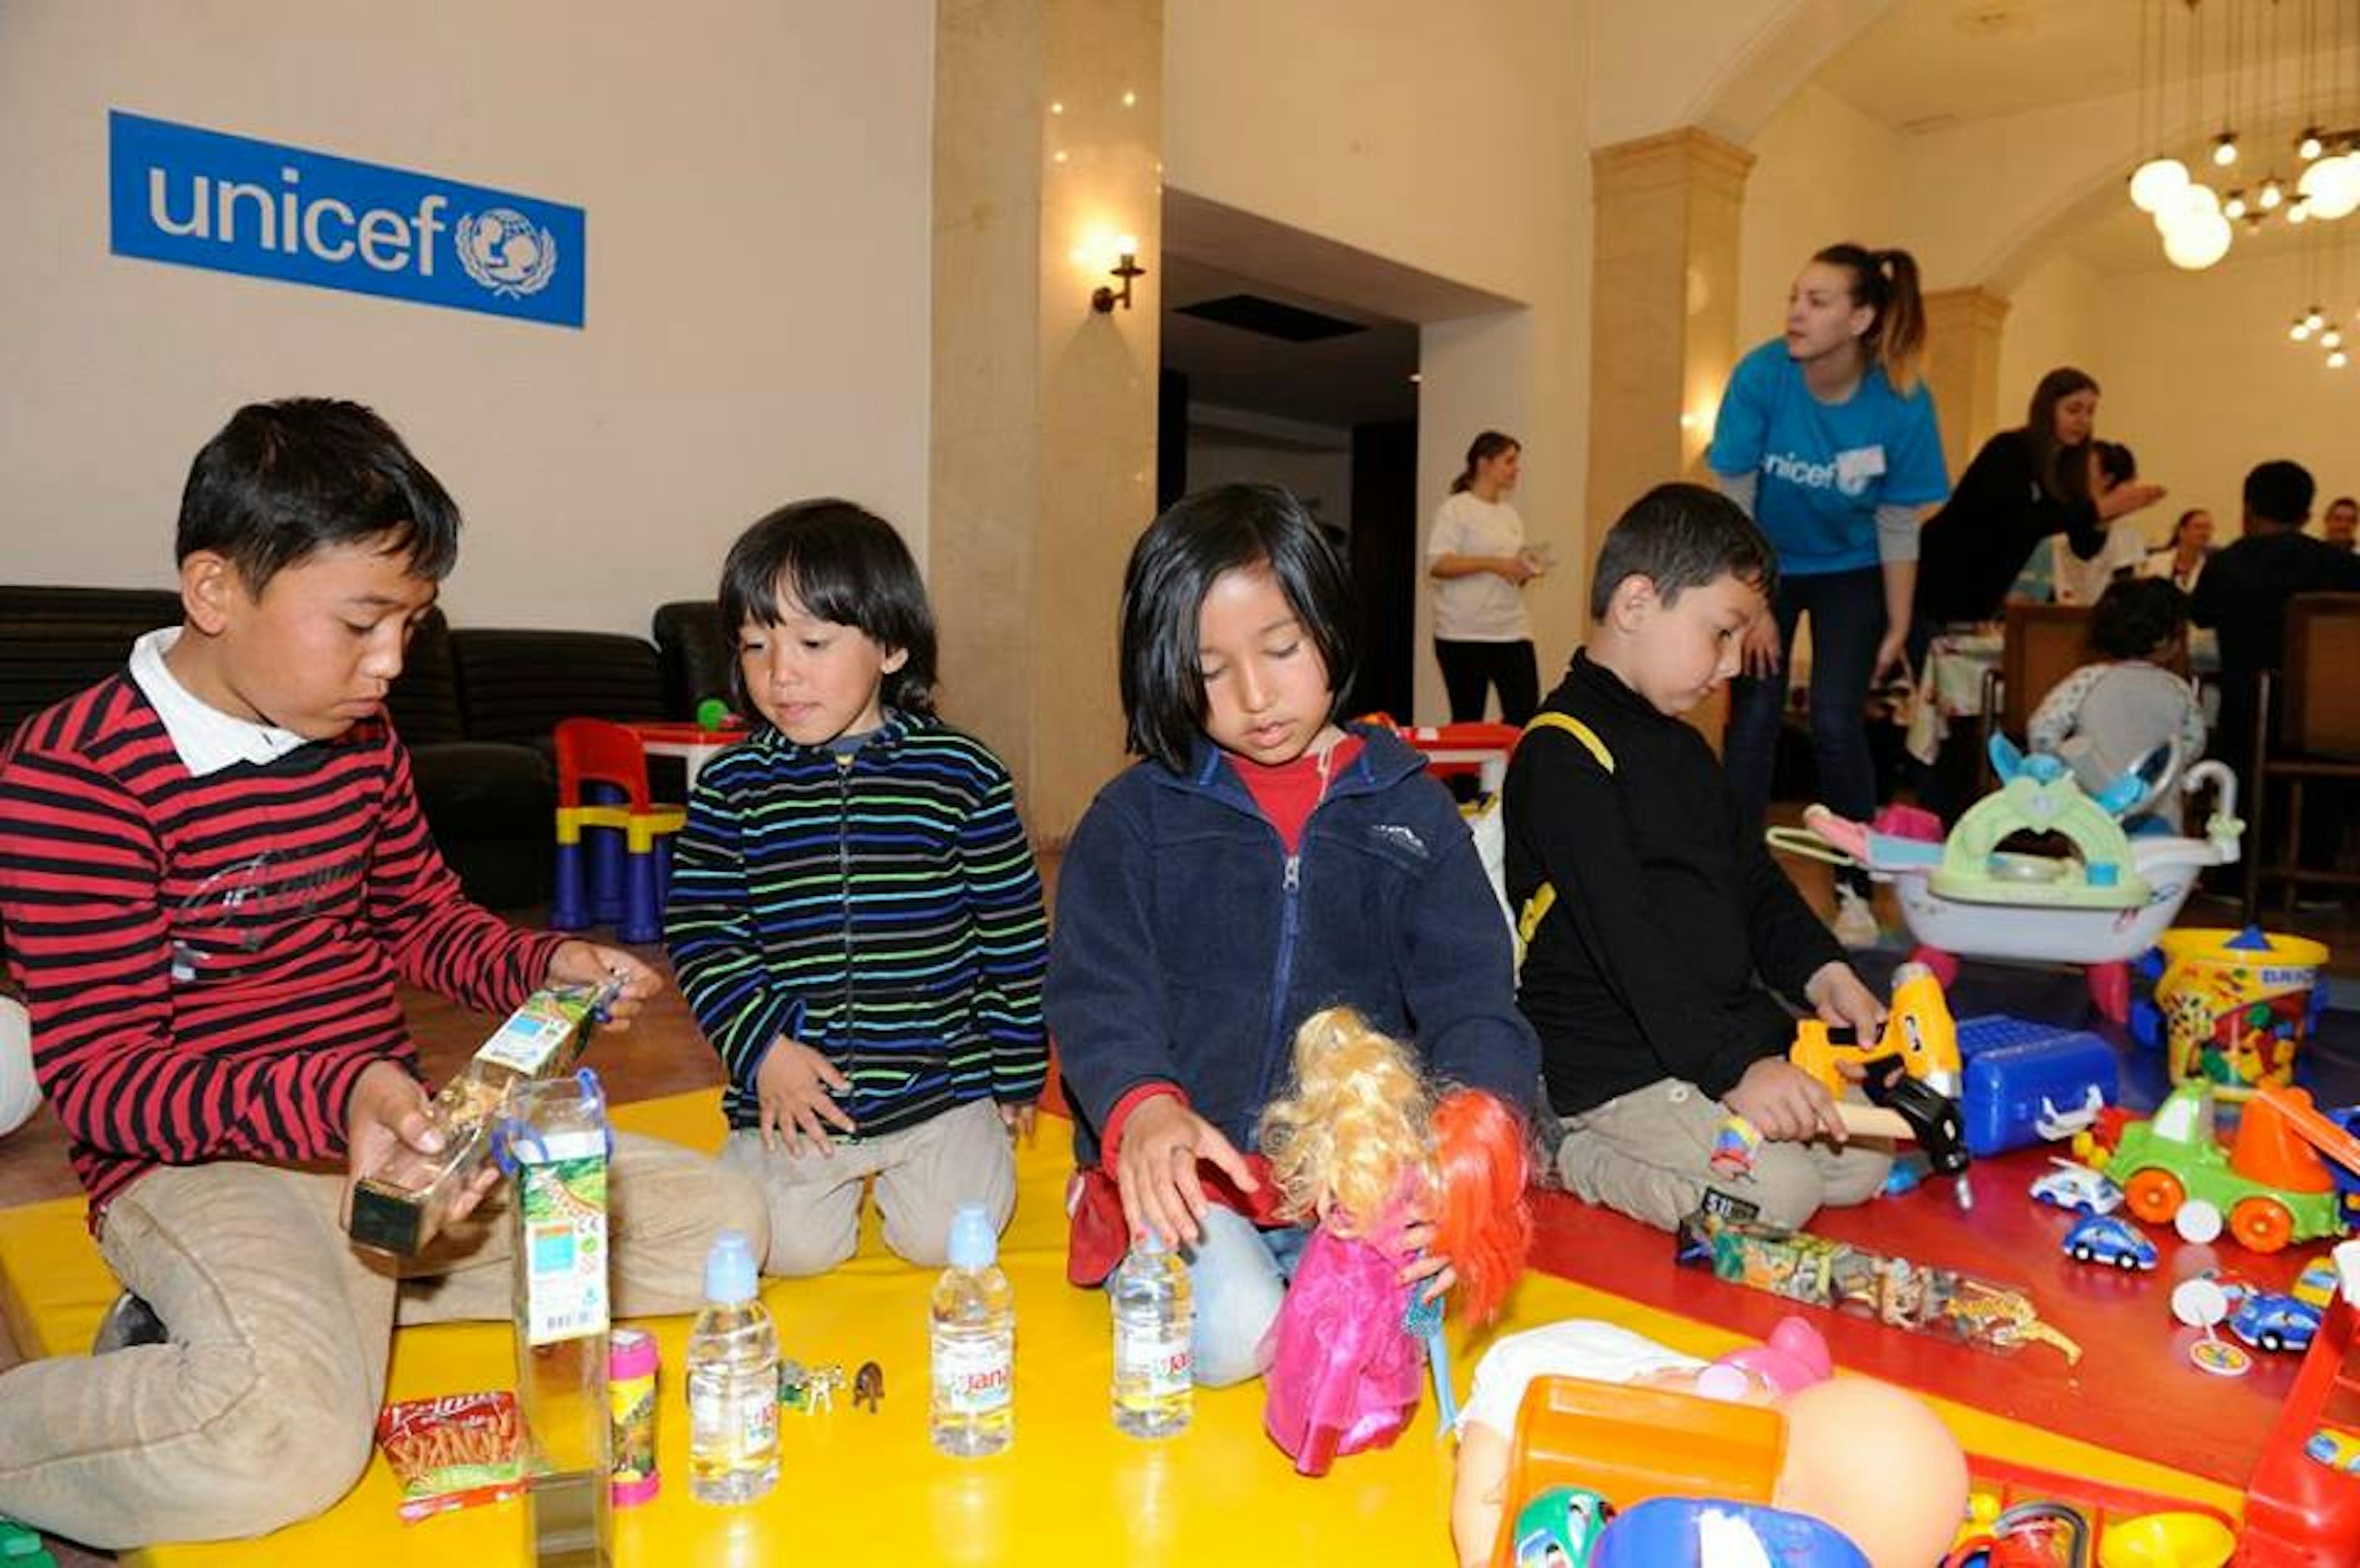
2, 587, 721, 912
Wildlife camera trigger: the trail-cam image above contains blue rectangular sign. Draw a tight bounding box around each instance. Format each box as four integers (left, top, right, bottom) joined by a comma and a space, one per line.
109, 111, 585, 328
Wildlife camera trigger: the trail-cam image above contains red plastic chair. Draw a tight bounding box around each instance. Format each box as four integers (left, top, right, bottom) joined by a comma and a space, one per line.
551, 718, 686, 943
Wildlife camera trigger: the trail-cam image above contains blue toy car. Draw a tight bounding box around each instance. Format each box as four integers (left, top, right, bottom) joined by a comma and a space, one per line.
2229, 1291, 2323, 1355
2062, 1214, 2158, 1271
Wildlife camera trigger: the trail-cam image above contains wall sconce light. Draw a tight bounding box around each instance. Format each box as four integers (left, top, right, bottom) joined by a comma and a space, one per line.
1092, 240, 1146, 313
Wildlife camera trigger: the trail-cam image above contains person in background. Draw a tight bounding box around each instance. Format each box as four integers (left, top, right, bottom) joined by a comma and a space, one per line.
2142, 508, 2214, 595
1916, 369, 2163, 632
1427, 430, 1545, 726
2322, 494, 2358, 552
1709, 242, 1950, 949
2028, 578, 2205, 832
2054, 441, 2156, 605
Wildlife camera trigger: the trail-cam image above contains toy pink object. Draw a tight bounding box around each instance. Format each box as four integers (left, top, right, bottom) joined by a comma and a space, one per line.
1696, 1315, 1835, 1402
1259, 1217, 1427, 1475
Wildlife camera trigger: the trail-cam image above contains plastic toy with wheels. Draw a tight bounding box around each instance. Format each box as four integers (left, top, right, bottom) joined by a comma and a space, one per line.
2099, 1083, 2358, 1254
2063, 1214, 2157, 1271
1769, 741, 2241, 1023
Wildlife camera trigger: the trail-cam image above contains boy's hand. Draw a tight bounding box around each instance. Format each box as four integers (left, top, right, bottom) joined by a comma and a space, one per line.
999, 1101, 1037, 1141
343, 1058, 501, 1226
1116, 1093, 1258, 1250
546, 941, 660, 1031
1723, 1058, 1846, 1144
755, 1037, 856, 1154
1804, 960, 1887, 1043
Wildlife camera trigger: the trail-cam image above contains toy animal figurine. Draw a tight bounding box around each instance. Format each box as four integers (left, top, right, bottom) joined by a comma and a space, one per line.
1255, 1007, 1531, 1476
805, 1363, 843, 1416
853, 1360, 883, 1413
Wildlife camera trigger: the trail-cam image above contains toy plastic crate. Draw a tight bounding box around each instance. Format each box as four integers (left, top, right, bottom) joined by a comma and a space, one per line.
1954, 1016, 2120, 1158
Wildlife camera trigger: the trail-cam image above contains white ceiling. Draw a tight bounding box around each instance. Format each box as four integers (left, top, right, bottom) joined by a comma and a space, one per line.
1818, 0, 2344, 133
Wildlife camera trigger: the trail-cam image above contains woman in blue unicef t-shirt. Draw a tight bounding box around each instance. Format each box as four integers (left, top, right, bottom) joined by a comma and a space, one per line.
1709, 242, 1949, 948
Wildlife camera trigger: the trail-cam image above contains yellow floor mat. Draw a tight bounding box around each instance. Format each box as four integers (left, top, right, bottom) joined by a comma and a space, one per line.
0, 1092, 2240, 1565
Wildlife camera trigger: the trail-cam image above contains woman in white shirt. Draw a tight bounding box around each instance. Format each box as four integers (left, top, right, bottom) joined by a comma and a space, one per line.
1427, 430, 1542, 723
2140, 508, 2213, 595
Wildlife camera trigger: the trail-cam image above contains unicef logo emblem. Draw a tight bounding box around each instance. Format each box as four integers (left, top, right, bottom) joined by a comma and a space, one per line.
456, 206, 558, 298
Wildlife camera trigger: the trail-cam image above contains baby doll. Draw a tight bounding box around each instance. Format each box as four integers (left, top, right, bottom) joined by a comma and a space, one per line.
1255, 1006, 1531, 1476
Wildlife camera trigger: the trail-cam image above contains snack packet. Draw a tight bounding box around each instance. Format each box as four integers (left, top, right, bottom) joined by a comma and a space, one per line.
377, 1390, 531, 1522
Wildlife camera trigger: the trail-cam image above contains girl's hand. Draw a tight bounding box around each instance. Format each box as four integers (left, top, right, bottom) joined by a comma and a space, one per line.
1495, 554, 1537, 587
1740, 615, 1783, 679
1397, 1217, 1459, 1304
1116, 1094, 1258, 1249
999, 1101, 1037, 1141
2099, 480, 2167, 520
546, 940, 660, 1031
754, 1037, 856, 1154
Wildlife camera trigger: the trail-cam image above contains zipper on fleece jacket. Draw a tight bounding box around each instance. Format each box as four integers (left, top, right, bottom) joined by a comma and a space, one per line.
1252, 850, 1306, 1111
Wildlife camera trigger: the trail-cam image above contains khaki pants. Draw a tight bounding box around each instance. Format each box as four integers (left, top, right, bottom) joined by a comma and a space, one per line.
721, 1098, 1015, 1276
0, 1134, 764, 1548
1555, 1078, 1891, 1233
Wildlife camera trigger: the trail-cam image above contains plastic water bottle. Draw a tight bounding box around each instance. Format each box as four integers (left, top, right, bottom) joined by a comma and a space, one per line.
686, 1229, 778, 1503
1110, 1231, 1193, 1438
929, 1203, 1014, 1457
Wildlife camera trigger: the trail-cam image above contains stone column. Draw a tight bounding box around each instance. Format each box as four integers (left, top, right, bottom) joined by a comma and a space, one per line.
1585, 128, 1753, 741
931, 0, 1161, 845
1919, 286, 2009, 483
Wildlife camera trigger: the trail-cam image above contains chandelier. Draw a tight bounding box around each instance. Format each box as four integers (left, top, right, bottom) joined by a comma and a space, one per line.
2127, 0, 2360, 270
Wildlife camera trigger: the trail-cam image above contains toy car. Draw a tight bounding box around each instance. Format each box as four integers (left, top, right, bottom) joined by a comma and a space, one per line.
2293, 1255, 2340, 1307
2308, 1425, 2360, 1475
2228, 1291, 2323, 1354
2030, 1158, 2123, 1215
2063, 1214, 2158, 1271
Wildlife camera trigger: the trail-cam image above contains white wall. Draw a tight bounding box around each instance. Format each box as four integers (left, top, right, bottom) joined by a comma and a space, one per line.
1183, 422, 1355, 536
1734, 83, 1905, 351
1164, 0, 1590, 719
2092, 249, 2359, 542
0, 1, 933, 637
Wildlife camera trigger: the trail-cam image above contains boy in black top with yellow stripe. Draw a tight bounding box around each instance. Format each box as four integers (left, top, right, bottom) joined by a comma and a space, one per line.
1503, 483, 1890, 1232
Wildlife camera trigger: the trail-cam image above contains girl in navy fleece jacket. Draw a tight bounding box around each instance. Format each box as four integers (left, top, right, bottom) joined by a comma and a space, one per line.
1045, 483, 1537, 1387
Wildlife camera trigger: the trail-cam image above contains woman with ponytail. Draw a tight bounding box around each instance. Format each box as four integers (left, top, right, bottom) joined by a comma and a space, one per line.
1709, 242, 1949, 948
1427, 430, 1543, 725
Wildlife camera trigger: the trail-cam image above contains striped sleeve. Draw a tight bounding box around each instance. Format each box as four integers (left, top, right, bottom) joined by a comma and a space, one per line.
364, 736, 566, 1012
664, 764, 799, 1092
0, 738, 375, 1167
956, 753, 1049, 1103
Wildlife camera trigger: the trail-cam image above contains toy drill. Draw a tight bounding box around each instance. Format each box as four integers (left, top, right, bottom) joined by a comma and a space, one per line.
1712, 963, 1974, 1210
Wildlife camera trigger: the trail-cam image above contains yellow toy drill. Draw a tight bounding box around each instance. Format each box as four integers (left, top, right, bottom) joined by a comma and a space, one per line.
1790, 962, 1972, 1209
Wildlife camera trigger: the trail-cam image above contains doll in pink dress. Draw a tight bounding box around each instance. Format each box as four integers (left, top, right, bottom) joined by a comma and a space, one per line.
1255, 1007, 1532, 1475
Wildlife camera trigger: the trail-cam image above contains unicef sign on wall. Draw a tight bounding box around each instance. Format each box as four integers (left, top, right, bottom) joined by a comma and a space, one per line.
109, 111, 585, 329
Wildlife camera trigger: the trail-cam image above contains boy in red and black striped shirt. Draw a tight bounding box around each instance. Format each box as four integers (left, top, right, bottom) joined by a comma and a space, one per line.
0, 400, 765, 1548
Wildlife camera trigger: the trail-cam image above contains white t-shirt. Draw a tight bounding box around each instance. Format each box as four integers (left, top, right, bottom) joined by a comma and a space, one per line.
1456, 1320, 1704, 1438
2053, 518, 2150, 607
1427, 492, 1532, 642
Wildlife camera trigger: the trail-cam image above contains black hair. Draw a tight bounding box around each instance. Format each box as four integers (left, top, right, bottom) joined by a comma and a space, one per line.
2327, 495, 2359, 517
1450, 431, 1520, 495
1588, 482, 1777, 619
2243, 460, 2316, 528
176, 398, 460, 590
2094, 439, 2137, 487
717, 498, 937, 717
2023, 367, 2099, 506
1119, 483, 1358, 773
2089, 577, 2188, 661
2170, 508, 2212, 545
1810, 243, 1927, 392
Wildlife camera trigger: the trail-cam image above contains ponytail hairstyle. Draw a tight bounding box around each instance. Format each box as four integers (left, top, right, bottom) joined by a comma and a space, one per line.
1450, 430, 1521, 495
1811, 243, 1927, 395
2022, 367, 2099, 507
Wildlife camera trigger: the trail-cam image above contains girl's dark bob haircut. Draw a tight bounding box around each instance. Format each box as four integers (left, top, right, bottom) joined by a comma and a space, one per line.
718, 498, 937, 718
1119, 482, 1359, 773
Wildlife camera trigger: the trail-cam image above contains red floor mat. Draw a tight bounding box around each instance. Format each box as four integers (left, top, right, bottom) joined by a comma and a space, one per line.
1530, 1141, 2323, 1489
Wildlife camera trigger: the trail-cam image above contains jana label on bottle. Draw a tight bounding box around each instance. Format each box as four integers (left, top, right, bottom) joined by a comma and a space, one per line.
933, 1335, 1013, 1416
689, 1374, 778, 1458
1116, 1324, 1192, 1397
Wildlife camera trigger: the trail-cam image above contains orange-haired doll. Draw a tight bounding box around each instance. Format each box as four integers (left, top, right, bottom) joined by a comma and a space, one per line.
1255, 1007, 1531, 1475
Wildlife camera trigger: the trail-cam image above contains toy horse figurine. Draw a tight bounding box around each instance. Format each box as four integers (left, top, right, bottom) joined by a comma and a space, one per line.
1254, 1008, 1529, 1476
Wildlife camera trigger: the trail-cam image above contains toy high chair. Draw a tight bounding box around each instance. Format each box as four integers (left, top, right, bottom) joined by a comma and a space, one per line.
551, 718, 686, 944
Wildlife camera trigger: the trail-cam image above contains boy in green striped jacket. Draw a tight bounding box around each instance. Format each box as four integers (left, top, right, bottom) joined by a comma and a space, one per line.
665, 501, 1048, 1273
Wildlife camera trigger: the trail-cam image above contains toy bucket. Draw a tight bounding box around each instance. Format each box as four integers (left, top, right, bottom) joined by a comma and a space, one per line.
2153, 927, 2329, 1098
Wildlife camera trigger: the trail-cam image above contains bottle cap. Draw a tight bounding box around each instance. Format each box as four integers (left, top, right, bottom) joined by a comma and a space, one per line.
946, 1203, 997, 1270
1132, 1229, 1169, 1256
609, 1325, 659, 1380
704, 1228, 760, 1304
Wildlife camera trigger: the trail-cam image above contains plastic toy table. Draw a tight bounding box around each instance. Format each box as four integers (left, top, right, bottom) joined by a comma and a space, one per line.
625, 722, 742, 792
0, 1094, 2241, 1566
